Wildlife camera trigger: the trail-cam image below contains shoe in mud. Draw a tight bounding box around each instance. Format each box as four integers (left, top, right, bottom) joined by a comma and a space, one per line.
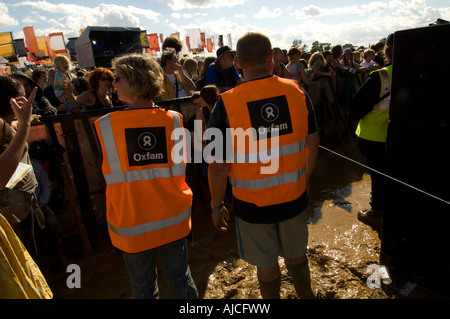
357, 209, 381, 228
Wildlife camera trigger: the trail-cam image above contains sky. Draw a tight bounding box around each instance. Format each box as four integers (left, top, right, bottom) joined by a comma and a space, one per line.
1, 0, 449, 52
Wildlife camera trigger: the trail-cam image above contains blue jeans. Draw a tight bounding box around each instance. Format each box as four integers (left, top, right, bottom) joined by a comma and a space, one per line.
122, 238, 198, 299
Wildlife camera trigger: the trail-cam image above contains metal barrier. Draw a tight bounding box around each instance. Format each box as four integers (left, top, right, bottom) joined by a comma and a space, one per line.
30, 97, 195, 254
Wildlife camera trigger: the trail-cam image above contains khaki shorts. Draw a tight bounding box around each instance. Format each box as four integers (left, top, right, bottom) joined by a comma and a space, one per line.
235, 212, 308, 269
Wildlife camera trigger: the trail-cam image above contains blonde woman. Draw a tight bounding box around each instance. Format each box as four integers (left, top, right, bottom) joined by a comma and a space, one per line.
308, 51, 332, 79
183, 58, 199, 82
94, 53, 198, 299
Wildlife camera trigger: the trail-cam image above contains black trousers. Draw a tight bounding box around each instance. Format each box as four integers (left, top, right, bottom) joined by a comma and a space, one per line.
357, 137, 387, 212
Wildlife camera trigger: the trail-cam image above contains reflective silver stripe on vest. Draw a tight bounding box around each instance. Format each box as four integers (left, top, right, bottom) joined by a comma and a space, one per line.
99, 110, 185, 185
99, 114, 122, 174
229, 165, 306, 190
373, 68, 391, 111
108, 206, 191, 237
233, 139, 306, 163
104, 165, 186, 184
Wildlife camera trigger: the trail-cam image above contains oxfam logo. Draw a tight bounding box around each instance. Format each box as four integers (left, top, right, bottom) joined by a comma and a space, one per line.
138, 132, 157, 151
261, 103, 279, 123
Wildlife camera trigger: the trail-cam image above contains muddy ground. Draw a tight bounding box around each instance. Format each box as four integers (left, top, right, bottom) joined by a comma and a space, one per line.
42, 137, 447, 300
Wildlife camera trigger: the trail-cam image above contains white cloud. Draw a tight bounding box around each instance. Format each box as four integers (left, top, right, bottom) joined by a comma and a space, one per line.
160, 0, 244, 11
254, 6, 282, 19
0, 2, 19, 28
360, 1, 388, 15
171, 12, 208, 19
21, 17, 38, 24
10, 1, 161, 38
282, 0, 449, 49
293, 4, 361, 19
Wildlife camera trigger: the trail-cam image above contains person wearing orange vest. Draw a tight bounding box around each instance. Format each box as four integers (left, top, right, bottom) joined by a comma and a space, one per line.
94, 54, 198, 299
349, 34, 394, 229
207, 32, 320, 299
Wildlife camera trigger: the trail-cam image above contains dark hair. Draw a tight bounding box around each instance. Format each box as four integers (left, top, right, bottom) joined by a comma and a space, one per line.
162, 36, 183, 53
331, 44, 343, 59
191, 91, 201, 100
0, 75, 23, 117
200, 85, 219, 107
161, 48, 177, 68
31, 68, 47, 83
200, 56, 216, 78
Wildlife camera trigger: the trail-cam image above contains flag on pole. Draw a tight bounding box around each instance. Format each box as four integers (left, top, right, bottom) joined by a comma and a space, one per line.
23, 26, 40, 60
206, 38, 213, 53
140, 31, 150, 48
218, 35, 223, 48
201, 33, 206, 48
36, 36, 49, 58
46, 32, 69, 61
227, 33, 232, 49
148, 33, 160, 51
0, 32, 17, 62
185, 36, 191, 52
188, 28, 202, 51
13, 39, 27, 57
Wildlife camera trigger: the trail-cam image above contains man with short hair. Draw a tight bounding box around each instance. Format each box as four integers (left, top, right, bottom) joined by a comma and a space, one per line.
207, 32, 319, 299
206, 46, 241, 92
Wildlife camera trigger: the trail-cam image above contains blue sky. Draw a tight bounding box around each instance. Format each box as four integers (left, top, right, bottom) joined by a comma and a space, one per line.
1, 0, 449, 51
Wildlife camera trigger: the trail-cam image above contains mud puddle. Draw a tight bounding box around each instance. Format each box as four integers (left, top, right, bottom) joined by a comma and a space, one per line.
47, 143, 438, 299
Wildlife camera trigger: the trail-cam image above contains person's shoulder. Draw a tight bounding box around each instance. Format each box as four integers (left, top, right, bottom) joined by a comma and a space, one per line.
368, 68, 384, 79
206, 63, 217, 71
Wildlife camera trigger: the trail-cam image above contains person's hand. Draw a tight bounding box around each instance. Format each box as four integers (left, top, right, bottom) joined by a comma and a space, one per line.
313, 66, 321, 76
62, 79, 72, 93
174, 63, 184, 74
211, 206, 230, 232
10, 87, 36, 126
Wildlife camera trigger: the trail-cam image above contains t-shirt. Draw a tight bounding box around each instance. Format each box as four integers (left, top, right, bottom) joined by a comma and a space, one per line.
167, 73, 189, 98
206, 64, 240, 87
286, 62, 302, 81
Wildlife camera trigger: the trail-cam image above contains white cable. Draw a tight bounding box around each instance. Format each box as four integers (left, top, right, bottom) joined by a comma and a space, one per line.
319, 145, 450, 206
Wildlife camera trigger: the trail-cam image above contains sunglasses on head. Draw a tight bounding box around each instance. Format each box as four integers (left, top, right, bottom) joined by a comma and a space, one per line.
99, 77, 113, 82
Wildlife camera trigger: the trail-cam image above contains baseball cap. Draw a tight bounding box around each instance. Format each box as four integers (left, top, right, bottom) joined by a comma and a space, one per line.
216, 46, 235, 60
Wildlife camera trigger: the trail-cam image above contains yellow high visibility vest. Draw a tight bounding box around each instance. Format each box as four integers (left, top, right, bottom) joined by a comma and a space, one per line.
356, 65, 393, 142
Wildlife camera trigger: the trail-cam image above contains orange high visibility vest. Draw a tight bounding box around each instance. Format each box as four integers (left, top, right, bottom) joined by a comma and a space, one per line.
221, 76, 309, 207
94, 108, 192, 253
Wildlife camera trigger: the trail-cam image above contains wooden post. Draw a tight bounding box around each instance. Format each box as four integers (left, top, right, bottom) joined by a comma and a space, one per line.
61, 163, 93, 255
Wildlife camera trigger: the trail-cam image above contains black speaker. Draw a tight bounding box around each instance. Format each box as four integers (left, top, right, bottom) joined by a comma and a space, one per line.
382, 23, 450, 296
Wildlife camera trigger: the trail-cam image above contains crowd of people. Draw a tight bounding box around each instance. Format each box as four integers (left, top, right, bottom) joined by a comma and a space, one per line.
0, 32, 394, 299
